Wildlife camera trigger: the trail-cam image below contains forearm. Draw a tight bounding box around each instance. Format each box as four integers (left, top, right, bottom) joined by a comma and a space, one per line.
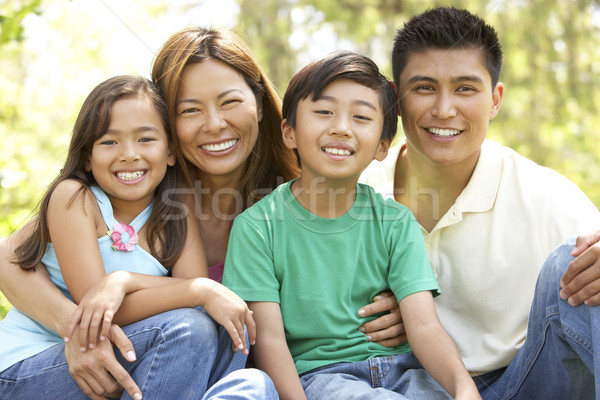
112, 277, 212, 326
407, 322, 474, 397
0, 239, 76, 336
252, 339, 306, 400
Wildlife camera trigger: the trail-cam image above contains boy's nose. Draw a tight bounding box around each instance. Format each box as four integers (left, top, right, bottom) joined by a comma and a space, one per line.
330, 115, 352, 137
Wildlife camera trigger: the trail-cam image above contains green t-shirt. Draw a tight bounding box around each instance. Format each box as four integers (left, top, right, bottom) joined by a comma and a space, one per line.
223, 181, 440, 375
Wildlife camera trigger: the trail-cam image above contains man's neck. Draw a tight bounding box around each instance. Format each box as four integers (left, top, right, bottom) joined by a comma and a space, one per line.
394, 143, 480, 232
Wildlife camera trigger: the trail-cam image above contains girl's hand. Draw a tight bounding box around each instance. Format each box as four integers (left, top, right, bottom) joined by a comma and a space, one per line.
357, 290, 405, 347
64, 271, 130, 349
197, 280, 256, 355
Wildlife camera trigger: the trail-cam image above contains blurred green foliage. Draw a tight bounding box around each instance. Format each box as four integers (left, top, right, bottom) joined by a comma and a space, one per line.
1, 0, 600, 319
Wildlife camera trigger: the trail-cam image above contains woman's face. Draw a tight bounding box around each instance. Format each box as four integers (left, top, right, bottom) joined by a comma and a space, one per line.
175, 59, 262, 183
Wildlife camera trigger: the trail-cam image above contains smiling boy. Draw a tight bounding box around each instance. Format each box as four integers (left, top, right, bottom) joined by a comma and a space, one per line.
223, 50, 481, 399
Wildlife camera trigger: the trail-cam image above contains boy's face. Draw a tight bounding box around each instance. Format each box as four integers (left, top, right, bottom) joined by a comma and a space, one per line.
282, 79, 390, 185
397, 48, 503, 168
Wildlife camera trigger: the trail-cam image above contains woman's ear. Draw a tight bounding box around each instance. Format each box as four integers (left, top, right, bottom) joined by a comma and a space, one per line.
281, 119, 297, 150
374, 139, 391, 162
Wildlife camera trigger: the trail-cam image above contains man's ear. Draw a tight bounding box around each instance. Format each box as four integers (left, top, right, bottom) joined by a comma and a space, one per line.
281, 119, 297, 150
374, 138, 391, 162
489, 82, 504, 120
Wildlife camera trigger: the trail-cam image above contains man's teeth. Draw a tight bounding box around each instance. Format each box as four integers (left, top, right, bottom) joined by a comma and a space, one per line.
429, 128, 461, 137
201, 139, 237, 152
117, 171, 145, 181
323, 147, 352, 156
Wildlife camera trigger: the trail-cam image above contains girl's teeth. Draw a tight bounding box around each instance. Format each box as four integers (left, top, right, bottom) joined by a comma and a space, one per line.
323, 147, 351, 156
429, 128, 461, 137
202, 139, 237, 152
117, 171, 145, 181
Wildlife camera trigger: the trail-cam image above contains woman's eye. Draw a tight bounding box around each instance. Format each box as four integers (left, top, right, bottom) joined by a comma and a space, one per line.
99, 140, 116, 145
223, 99, 241, 106
181, 107, 199, 114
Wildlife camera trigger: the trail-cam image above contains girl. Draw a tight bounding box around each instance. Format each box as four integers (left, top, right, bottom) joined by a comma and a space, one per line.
0, 75, 273, 400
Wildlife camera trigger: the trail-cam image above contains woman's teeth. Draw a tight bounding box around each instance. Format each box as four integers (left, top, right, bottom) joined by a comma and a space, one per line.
429, 128, 461, 137
323, 147, 352, 156
116, 171, 145, 181
201, 139, 237, 152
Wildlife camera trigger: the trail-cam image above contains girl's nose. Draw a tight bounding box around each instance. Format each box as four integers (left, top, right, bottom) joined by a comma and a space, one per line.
119, 142, 140, 162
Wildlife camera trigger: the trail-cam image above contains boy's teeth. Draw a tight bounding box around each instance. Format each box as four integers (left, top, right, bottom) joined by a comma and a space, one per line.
201, 139, 237, 152
117, 171, 145, 181
323, 147, 351, 156
429, 128, 461, 137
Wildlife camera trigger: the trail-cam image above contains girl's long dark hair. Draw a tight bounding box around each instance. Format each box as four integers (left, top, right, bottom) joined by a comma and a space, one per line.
14, 75, 186, 270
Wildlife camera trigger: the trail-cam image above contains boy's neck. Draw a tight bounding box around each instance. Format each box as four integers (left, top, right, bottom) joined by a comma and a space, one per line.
291, 176, 358, 218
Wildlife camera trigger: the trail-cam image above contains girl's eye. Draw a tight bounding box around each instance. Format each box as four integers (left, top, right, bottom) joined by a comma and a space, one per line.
99, 140, 116, 145
139, 137, 156, 143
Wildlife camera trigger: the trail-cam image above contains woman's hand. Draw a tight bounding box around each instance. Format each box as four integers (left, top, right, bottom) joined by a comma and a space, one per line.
64, 271, 131, 350
65, 324, 142, 400
196, 279, 256, 355
357, 290, 406, 347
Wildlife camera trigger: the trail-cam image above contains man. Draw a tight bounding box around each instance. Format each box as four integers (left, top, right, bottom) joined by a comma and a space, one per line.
360, 7, 600, 399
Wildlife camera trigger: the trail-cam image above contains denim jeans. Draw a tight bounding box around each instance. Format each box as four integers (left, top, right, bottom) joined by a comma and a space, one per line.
300, 353, 451, 399
474, 236, 597, 400
0, 307, 278, 399
301, 237, 599, 399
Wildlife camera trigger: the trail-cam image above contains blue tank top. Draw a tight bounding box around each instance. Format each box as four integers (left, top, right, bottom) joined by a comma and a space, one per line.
0, 186, 168, 372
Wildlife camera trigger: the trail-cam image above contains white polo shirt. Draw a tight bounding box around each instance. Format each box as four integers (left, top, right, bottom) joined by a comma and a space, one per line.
360, 138, 600, 374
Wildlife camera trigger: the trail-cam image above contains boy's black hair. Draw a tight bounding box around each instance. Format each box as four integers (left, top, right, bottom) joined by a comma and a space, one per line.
282, 50, 397, 145
392, 7, 503, 90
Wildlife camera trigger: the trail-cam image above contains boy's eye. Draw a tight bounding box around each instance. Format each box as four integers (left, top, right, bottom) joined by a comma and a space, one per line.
354, 114, 372, 121
314, 110, 332, 115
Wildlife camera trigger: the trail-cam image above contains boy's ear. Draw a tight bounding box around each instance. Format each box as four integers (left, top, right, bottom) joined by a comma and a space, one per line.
374, 138, 391, 162
281, 119, 297, 150
167, 146, 176, 167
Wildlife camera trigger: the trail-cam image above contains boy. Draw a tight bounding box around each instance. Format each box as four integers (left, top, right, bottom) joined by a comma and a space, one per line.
360, 7, 600, 399
223, 51, 481, 399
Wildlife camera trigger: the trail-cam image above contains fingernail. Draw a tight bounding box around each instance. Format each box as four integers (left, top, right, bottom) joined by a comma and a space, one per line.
80, 347, 87, 352
127, 351, 136, 361
358, 327, 366, 333
358, 309, 365, 316
134, 393, 142, 400
568, 298, 576, 306
560, 290, 567, 300
100, 336, 106, 341
64, 337, 70, 343
88, 344, 95, 349
366, 335, 372, 341
374, 296, 383, 301
238, 344, 244, 350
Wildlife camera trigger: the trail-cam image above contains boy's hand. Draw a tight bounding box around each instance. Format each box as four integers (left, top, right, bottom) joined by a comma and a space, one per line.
198, 280, 255, 355
357, 290, 406, 347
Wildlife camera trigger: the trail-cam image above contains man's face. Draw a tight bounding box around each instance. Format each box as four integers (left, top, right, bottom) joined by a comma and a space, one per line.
397, 48, 503, 169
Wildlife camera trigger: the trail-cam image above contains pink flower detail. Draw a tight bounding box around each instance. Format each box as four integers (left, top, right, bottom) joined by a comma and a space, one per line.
107, 222, 138, 252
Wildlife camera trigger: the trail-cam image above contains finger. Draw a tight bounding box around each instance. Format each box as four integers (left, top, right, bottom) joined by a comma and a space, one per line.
373, 290, 395, 301
374, 334, 408, 348
359, 311, 403, 335
357, 296, 398, 318
571, 230, 600, 257
88, 311, 104, 349
563, 264, 600, 306
245, 309, 256, 346
561, 245, 600, 295
99, 311, 113, 343
69, 367, 111, 400
109, 325, 136, 362
107, 361, 141, 400
224, 320, 245, 354
64, 307, 84, 342
71, 374, 106, 400
79, 311, 93, 351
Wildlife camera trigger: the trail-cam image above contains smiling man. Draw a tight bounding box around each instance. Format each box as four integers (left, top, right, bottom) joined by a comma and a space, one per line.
360, 6, 600, 399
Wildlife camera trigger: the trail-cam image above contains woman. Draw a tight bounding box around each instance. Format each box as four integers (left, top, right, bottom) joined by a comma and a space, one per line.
0, 27, 403, 399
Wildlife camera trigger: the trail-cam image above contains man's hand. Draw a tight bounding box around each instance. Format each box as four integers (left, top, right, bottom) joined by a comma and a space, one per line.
65, 324, 142, 400
560, 229, 600, 306
357, 291, 406, 347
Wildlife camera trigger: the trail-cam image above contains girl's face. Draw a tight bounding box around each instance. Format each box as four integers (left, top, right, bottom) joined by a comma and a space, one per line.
175, 59, 262, 183
87, 96, 175, 215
